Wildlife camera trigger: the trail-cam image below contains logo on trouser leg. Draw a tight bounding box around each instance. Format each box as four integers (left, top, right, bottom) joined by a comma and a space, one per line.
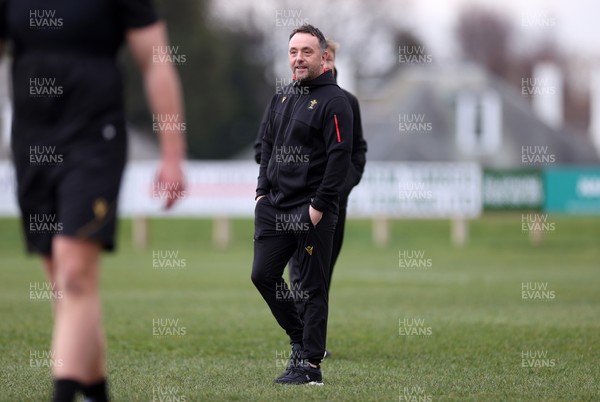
305, 246, 313, 256
93, 198, 108, 220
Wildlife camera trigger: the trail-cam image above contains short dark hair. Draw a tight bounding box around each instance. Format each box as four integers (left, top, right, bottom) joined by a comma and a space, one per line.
289, 24, 327, 53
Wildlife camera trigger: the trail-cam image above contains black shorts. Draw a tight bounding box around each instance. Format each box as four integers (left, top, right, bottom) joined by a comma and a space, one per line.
13, 120, 127, 256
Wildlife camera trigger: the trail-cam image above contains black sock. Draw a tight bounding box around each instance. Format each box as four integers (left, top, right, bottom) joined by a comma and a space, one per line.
81, 379, 109, 402
53, 379, 80, 402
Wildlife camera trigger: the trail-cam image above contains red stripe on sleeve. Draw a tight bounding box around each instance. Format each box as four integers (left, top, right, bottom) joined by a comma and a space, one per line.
334, 115, 341, 143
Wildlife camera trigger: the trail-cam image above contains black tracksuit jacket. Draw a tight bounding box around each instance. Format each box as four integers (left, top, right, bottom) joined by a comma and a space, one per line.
255, 69, 367, 208
256, 71, 353, 213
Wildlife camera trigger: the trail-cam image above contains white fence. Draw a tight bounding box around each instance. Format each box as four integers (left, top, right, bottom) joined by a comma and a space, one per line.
0, 160, 482, 247
0, 161, 482, 219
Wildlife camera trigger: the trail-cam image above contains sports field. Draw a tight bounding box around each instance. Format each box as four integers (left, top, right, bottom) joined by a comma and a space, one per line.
1, 215, 599, 401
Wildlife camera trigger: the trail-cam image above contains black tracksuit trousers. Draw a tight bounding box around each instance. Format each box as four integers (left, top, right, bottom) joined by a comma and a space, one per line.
251, 196, 338, 362
289, 204, 347, 319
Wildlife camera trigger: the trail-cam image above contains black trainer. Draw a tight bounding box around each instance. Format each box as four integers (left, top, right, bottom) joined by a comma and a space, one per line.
274, 342, 303, 382
274, 361, 323, 386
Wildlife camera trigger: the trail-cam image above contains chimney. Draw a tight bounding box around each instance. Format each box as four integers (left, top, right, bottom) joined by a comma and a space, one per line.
531, 63, 563, 129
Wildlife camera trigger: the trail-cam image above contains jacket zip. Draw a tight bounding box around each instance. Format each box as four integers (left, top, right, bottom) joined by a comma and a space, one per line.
275, 88, 304, 204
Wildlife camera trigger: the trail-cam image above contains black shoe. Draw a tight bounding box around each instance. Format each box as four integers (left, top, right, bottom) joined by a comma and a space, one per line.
274, 361, 323, 385
274, 342, 303, 382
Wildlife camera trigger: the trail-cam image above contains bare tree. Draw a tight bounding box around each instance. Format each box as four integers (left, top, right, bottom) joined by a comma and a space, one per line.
208, 0, 412, 77
456, 7, 511, 78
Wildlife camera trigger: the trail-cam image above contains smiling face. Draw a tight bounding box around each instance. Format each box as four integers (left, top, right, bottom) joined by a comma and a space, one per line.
288, 32, 327, 81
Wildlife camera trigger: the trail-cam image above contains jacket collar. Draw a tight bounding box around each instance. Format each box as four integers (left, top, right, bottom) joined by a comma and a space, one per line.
293, 68, 337, 88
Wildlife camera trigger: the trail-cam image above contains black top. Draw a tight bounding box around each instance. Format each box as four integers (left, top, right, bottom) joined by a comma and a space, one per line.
256, 71, 353, 213
337, 87, 366, 202
0, 0, 157, 152
255, 69, 367, 205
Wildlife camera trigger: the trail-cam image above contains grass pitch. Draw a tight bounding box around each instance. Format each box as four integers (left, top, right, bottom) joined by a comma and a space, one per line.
0, 215, 599, 401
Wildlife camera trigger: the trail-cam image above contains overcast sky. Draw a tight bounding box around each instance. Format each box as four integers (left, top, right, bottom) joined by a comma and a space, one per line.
211, 0, 598, 60
209, 0, 598, 90
409, 0, 599, 60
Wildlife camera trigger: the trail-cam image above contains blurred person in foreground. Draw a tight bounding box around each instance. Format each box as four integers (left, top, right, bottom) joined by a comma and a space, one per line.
254, 38, 367, 356
251, 24, 352, 385
0, 1, 186, 401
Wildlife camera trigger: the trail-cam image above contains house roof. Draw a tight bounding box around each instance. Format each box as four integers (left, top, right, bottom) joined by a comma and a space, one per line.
358, 63, 600, 167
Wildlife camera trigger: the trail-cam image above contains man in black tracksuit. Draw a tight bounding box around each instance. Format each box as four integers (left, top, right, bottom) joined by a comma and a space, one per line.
255, 39, 367, 289
251, 25, 352, 385
254, 40, 367, 329
289, 40, 367, 325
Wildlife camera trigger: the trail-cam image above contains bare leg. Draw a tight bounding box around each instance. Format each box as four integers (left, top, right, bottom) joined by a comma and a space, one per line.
42, 256, 55, 283
42, 256, 58, 317
51, 236, 105, 383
